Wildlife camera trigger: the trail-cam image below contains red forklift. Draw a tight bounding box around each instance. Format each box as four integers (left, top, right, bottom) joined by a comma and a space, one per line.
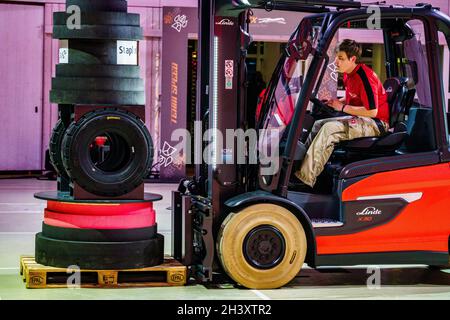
171, 0, 450, 289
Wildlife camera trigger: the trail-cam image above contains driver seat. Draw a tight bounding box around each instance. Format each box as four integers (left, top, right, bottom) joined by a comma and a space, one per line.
337, 77, 415, 155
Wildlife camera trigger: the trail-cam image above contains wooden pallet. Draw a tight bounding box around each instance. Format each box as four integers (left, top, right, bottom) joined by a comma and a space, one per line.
20, 255, 187, 289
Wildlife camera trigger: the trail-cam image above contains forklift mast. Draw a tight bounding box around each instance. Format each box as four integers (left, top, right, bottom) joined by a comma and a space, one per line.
196, 0, 364, 220
171, 0, 363, 281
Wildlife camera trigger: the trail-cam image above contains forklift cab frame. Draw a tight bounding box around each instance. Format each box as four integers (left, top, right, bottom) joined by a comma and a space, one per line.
257, 5, 450, 195
172, 0, 450, 289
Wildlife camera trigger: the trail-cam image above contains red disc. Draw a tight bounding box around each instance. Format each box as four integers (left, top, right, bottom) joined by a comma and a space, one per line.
46, 200, 153, 216
95, 136, 108, 147
44, 208, 156, 229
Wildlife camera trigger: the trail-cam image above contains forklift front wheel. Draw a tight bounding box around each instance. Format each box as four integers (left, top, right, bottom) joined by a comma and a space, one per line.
217, 204, 307, 289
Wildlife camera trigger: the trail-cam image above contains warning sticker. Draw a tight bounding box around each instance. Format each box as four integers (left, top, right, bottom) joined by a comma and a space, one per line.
225, 60, 234, 90
225, 77, 233, 90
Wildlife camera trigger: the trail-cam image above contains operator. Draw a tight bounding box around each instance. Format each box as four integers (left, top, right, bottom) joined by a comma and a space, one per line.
294, 39, 390, 188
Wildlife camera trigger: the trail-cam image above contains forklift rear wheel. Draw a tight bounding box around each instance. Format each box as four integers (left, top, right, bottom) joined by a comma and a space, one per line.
217, 204, 307, 289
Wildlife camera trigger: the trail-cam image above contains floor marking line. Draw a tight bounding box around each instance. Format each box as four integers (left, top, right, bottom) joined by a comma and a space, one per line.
0, 211, 42, 214
0, 232, 37, 235
251, 290, 271, 300
0, 202, 45, 207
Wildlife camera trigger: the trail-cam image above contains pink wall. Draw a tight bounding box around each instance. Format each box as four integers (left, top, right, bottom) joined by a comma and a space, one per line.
0, 3, 45, 170
1, 0, 449, 170
4, 0, 197, 7
1, 0, 196, 170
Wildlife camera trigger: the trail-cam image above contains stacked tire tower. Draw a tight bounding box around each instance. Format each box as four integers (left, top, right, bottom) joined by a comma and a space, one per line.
34, 0, 164, 270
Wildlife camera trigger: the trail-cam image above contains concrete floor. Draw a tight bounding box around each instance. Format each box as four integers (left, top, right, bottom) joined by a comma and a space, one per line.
0, 178, 449, 300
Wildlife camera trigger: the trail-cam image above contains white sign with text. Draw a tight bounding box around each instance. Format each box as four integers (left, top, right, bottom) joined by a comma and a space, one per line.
59, 48, 69, 64
117, 41, 138, 65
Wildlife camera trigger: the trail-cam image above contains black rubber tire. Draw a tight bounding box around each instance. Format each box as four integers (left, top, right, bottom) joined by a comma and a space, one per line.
67, 40, 125, 65
65, 48, 103, 65
56, 64, 140, 78
54, 12, 140, 26
61, 108, 153, 197
53, 25, 142, 40
52, 77, 144, 92
41, 222, 157, 242
50, 89, 145, 105
66, 0, 127, 13
49, 120, 70, 179
34, 191, 163, 203
35, 232, 164, 269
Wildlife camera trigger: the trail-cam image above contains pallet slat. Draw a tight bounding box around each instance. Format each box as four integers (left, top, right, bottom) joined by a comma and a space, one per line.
20, 256, 187, 288
20, 256, 35, 279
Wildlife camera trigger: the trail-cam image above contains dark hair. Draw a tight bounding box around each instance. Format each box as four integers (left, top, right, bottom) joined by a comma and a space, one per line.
336, 39, 362, 62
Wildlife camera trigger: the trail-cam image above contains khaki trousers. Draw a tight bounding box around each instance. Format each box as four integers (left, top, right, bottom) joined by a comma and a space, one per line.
294, 116, 387, 187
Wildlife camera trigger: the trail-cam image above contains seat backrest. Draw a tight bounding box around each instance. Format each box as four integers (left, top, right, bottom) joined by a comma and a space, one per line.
383, 77, 414, 128
447, 112, 450, 142
404, 106, 436, 152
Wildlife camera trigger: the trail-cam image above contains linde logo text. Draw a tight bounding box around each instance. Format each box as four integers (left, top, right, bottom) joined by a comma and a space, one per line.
216, 19, 234, 26
356, 207, 382, 216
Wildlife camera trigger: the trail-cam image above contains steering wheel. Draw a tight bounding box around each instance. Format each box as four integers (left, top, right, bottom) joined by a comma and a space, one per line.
309, 97, 338, 117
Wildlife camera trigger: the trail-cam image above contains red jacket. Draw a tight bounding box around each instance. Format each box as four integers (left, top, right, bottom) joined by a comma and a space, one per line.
343, 64, 390, 124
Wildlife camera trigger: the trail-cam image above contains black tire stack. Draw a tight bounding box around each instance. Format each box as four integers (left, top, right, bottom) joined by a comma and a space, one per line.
35, 0, 164, 270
